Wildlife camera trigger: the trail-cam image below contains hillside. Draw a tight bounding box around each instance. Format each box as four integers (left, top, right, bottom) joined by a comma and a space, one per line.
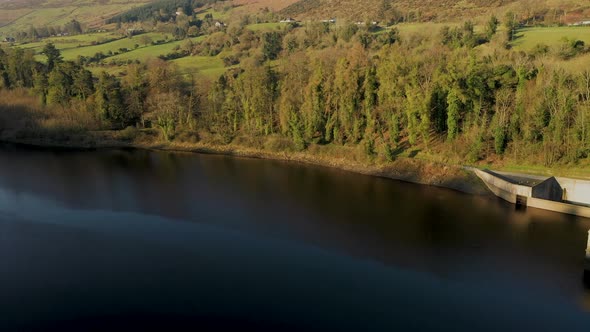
280, 0, 590, 22
2, 0, 590, 34
0, 0, 150, 35
232, 0, 300, 11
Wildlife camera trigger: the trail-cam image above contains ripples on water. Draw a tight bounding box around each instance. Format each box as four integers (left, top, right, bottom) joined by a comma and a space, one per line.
0, 143, 589, 331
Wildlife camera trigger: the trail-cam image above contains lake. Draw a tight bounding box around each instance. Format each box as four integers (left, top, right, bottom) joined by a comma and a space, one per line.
0, 143, 589, 331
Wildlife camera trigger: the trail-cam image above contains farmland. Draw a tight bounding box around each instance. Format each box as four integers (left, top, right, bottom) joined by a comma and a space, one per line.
511, 26, 590, 51
171, 55, 226, 78
108, 35, 205, 62
246, 22, 282, 31
0, 0, 149, 36
11, 18, 590, 82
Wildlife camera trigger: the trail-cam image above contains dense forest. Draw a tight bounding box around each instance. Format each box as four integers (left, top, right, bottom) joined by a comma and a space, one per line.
1, 10, 590, 167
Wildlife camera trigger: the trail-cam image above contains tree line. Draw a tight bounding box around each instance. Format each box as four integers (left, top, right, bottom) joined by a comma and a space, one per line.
1, 15, 589, 166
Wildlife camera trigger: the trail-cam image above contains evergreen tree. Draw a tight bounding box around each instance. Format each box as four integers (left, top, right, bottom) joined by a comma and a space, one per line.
446, 88, 461, 140
95, 72, 128, 129
43, 43, 62, 72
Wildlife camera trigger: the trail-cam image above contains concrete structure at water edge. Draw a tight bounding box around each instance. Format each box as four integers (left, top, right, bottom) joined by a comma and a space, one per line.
473, 169, 590, 218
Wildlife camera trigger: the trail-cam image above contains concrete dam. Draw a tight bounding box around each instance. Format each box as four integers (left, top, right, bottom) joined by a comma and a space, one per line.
474, 169, 590, 218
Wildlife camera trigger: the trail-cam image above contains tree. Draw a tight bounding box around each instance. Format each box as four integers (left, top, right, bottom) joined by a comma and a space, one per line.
492, 88, 514, 154
234, 63, 278, 135
146, 92, 183, 141
504, 11, 518, 42
187, 25, 199, 37
378, 28, 398, 46
173, 26, 187, 40
95, 72, 129, 129
43, 43, 62, 71
262, 31, 283, 61
64, 19, 83, 35
72, 68, 94, 100
33, 70, 48, 105
139, 35, 153, 46
485, 15, 499, 41
123, 64, 149, 126
47, 66, 71, 106
446, 88, 461, 140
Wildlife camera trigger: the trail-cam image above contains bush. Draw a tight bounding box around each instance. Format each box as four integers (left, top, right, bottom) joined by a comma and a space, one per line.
264, 135, 296, 152
118, 126, 139, 141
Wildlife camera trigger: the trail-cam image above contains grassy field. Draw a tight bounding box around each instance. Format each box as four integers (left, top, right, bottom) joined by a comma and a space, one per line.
0, 1, 149, 36
56, 32, 171, 60
395, 22, 456, 33
511, 26, 590, 51
195, 7, 232, 21
246, 22, 283, 31
18, 32, 117, 52
17, 31, 224, 78
172, 55, 226, 78
78, 55, 226, 82
108, 36, 205, 62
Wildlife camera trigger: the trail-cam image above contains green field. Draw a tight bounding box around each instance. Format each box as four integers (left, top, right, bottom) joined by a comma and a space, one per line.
17, 31, 225, 78
84, 54, 226, 79
171, 55, 226, 78
56, 32, 171, 60
511, 26, 590, 51
19, 32, 117, 53
195, 7, 231, 21
0, 2, 149, 35
395, 22, 457, 34
246, 22, 282, 31
108, 36, 205, 62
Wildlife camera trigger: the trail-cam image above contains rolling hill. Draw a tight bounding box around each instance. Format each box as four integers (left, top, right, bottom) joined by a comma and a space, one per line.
280, 0, 590, 22
0, 0, 150, 35
3, 0, 590, 35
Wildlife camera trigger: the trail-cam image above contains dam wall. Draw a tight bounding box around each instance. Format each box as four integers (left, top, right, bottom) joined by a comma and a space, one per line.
554, 177, 590, 206
473, 169, 531, 204
528, 198, 590, 219
487, 170, 590, 206
474, 169, 590, 219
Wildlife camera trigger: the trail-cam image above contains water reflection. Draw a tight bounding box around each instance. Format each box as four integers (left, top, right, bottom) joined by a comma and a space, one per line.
0, 143, 589, 330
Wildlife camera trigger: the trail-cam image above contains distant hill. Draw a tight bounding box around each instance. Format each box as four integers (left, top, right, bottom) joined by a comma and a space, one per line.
280, 0, 590, 22
232, 0, 301, 11
2, 0, 589, 36
0, 0, 150, 35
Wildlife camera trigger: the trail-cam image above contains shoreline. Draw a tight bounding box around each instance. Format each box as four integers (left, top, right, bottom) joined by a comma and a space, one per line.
0, 136, 493, 197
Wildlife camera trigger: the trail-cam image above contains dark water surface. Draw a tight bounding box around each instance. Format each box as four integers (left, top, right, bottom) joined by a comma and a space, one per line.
1, 143, 590, 331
